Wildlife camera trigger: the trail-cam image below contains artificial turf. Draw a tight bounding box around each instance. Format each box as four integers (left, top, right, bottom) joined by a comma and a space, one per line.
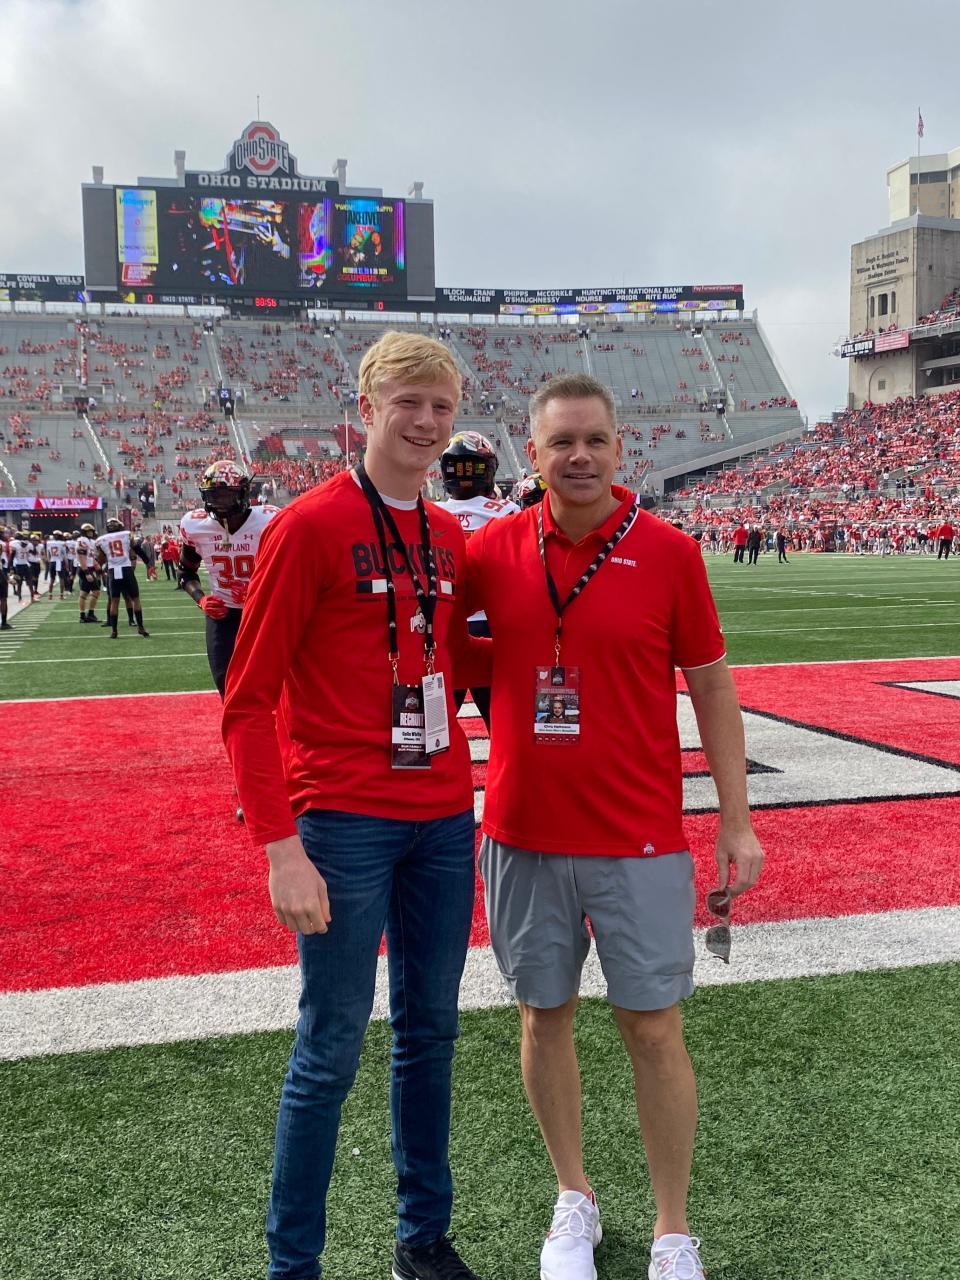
2, 555, 958, 704
2, 965, 958, 1279
2, 552, 959, 1280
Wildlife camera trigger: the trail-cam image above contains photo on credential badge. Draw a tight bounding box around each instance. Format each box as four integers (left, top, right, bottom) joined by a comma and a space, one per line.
534, 666, 580, 738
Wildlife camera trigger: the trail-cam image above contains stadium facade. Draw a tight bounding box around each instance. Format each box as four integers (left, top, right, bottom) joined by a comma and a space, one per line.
843, 145, 960, 409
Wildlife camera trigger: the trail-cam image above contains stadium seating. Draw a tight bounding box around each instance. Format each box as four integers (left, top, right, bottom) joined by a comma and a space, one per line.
664, 388, 960, 536
1, 310, 805, 508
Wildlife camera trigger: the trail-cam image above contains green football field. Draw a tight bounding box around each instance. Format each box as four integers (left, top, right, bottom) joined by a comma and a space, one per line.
1, 553, 958, 702
2, 551, 959, 1280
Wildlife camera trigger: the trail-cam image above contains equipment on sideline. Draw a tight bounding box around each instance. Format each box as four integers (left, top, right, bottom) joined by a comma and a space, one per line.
515, 473, 548, 508
440, 431, 498, 499
199, 460, 252, 525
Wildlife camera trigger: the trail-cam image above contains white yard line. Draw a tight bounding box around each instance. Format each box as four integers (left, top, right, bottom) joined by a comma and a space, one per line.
2, 906, 958, 1060
1, 652, 207, 665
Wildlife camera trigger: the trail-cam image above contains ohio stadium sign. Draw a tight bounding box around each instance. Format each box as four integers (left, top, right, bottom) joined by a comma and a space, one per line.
186, 121, 338, 193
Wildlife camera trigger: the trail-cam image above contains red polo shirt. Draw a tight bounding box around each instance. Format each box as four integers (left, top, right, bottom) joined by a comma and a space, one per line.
222, 470, 482, 846
939, 522, 954, 540
467, 486, 725, 857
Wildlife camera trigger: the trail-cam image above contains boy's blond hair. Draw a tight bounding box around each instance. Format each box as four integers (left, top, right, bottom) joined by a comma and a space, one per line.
358, 331, 462, 405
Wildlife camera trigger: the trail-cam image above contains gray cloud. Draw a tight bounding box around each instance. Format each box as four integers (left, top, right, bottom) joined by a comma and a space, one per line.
2, 0, 959, 421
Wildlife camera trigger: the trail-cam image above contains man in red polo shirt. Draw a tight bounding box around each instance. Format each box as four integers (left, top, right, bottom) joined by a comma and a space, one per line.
222, 332, 486, 1280
467, 373, 764, 1280
936, 516, 954, 560
731, 521, 747, 563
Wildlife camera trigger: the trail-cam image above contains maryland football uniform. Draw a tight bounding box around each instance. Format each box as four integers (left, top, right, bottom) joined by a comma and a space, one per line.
441, 494, 519, 622
96, 529, 140, 598
76, 535, 98, 569
179, 505, 280, 609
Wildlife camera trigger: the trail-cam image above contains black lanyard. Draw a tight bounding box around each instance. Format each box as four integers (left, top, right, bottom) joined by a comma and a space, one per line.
355, 462, 438, 680
537, 495, 640, 661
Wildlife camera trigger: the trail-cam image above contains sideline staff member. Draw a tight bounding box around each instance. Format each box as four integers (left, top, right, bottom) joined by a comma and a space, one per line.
467, 373, 764, 1280
223, 333, 486, 1280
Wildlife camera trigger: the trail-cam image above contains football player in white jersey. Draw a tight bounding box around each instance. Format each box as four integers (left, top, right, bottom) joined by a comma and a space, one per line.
64, 530, 80, 593
95, 518, 149, 639
46, 531, 68, 600
439, 431, 519, 730
27, 533, 43, 596
10, 532, 35, 601
178, 460, 279, 698
76, 523, 102, 624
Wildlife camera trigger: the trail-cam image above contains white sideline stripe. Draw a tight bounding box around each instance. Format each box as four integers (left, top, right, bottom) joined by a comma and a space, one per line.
2, 657, 959, 703
721, 603, 957, 616
0, 688, 216, 705
13, 630, 206, 641
2, 906, 958, 1061
728, 620, 958, 636
1, 652, 207, 665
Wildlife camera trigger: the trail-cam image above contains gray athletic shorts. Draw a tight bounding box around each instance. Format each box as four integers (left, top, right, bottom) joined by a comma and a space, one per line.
479, 836, 696, 1012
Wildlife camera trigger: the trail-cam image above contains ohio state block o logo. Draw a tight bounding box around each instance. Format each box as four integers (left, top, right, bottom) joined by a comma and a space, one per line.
232, 123, 290, 176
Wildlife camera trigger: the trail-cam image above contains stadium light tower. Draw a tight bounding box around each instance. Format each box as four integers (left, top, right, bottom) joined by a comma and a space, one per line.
409, 181, 424, 200
333, 159, 347, 188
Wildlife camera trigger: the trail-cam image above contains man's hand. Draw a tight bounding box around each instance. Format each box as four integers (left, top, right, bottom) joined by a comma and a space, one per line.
714, 823, 765, 898
199, 594, 228, 619
265, 834, 332, 935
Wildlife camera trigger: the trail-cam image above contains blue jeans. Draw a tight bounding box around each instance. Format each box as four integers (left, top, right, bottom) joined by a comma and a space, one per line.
266, 808, 476, 1280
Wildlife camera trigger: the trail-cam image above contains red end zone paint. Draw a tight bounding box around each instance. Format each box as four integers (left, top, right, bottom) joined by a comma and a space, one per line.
3, 660, 960, 994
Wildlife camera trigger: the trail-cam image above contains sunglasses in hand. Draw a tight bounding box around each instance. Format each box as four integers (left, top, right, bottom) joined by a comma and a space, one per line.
705, 888, 732, 964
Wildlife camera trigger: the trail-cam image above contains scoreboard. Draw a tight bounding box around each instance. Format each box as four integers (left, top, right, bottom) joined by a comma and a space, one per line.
113, 189, 406, 300
83, 121, 431, 310
74, 122, 744, 316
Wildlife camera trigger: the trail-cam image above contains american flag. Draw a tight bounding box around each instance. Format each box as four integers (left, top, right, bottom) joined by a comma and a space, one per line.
918, 109, 925, 139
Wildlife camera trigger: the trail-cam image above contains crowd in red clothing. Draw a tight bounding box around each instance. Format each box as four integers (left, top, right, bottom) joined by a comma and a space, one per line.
666, 389, 960, 543
917, 287, 960, 328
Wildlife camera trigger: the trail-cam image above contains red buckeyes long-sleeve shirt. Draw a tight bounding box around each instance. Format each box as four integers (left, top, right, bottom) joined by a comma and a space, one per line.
222, 471, 483, 845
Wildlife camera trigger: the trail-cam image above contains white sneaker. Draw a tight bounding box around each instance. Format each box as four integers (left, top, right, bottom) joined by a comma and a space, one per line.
540, 1190, 601, 1280
648, 1233, 705, 1279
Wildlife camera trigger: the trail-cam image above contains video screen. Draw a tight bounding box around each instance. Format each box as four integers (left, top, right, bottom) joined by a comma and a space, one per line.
157, 196, 299, 292
116, 191, 408, 300
331, 197, 405, 297
298, 199, 333, 291
116, 189, 159, 287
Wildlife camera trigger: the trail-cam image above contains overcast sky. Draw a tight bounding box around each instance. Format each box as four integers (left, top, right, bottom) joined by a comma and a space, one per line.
3, 0, 960, 421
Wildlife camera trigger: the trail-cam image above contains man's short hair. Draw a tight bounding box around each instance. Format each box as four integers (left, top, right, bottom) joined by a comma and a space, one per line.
358, 331, 462, 406
529, 372, 617, 434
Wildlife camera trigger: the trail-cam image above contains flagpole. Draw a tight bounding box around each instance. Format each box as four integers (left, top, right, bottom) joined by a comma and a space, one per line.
916, 107, 923, 215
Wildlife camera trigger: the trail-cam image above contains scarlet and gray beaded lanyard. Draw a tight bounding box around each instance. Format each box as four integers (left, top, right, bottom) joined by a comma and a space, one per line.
355, 462, 438, 679
536, 496, 640, 662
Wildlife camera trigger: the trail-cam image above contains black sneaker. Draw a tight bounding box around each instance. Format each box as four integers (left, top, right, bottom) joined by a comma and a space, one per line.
0, 621, 11, 630
392, 1236, 481, 1280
